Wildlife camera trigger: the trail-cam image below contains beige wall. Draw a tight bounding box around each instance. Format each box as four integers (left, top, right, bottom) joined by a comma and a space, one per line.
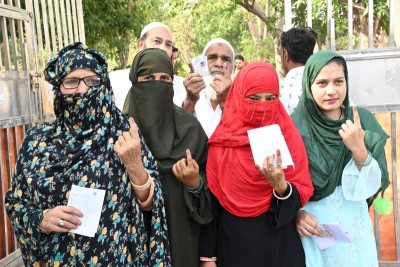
396, 0, 400, 46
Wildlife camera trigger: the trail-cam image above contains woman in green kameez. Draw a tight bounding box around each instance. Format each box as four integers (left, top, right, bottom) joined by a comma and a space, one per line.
292, 50, 389, 267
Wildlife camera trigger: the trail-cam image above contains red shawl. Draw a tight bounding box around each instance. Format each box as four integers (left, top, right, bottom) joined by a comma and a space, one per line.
207, 62, 313, 217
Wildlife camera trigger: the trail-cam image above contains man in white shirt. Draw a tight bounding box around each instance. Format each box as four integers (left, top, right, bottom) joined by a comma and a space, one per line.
180, 38, 234, 137
109, 68, 131, 110
172, 46, 187, 106
110, 22, 178, 110
279, 26, 318, 114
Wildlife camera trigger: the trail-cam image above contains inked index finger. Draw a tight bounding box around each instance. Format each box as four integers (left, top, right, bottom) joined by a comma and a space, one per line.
185, 149, 193, 167
353, 106, 361, 126
129, 117, 139, 140
276, 149, 282, 167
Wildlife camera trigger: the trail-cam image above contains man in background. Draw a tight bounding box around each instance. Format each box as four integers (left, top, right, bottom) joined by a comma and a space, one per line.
172, 46, 186, 106
138, 22, 173, 57
172, 46, 179, 66
279, 26, 318, 114
181, 38, 234, 137
110, 22, 175, 110
233, 54, 245, 79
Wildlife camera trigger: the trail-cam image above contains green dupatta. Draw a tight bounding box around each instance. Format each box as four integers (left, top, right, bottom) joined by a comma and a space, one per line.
291, 51, 389, 204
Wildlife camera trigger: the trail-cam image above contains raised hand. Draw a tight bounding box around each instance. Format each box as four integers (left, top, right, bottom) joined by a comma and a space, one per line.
211, 63, 232, 110
256, 149, 288, 196
338, 106, 368, 164
182, 73, 205, 112
114, 117, 143, 170
172, 149, 200, 188
114, 118, 150, 201
183, 72, 205, 101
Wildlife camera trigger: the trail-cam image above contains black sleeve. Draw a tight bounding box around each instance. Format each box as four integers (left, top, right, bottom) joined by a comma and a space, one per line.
182, 171, 212, 224
198, 192, 220, 257
268, 185, 302, 230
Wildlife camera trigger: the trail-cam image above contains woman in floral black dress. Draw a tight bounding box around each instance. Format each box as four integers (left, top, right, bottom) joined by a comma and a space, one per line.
5, 42, 171, 266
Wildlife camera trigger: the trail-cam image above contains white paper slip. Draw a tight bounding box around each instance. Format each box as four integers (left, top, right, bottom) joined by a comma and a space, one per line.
247, 124, 294, 168
67, 184, 106, 237
312, 222, 352, 250
191, 55, 209, 76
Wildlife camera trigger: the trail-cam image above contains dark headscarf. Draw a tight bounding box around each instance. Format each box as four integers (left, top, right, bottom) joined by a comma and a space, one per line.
123, 48, 211, 267
291, 50, 389, 204
44, 43, 111, 129
7, 42, 170, 265
123, 48, 208, 174
129, 48, 174, 81
207, 62, 313, 217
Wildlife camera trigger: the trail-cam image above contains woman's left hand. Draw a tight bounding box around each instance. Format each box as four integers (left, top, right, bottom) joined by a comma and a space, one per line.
257, 149, 287, 196
172, 149, 200, 188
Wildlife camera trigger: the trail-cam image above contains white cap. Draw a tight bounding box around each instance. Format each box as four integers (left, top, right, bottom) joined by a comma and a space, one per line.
202, 38, 235, 58
140, 22, 170, 39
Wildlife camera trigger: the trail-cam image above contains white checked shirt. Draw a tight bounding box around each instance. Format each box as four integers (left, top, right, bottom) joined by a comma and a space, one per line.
279, 66, 305, 115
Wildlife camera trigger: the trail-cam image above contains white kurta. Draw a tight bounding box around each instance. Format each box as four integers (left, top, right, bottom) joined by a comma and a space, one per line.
193, 90, 222, 138
109, 68, 131, 111
174, 87, 222, 138
109, 69, 185, 111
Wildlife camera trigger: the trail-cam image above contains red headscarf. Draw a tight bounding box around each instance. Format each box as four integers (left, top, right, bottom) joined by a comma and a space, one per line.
207, 62, 313, 217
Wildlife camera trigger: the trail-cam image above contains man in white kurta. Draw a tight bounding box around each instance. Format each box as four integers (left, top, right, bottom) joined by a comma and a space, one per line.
180, 38, 234, 137
111, 22, 183, 110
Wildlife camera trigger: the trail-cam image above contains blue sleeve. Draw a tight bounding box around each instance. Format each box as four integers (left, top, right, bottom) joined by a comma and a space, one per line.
341, 158, 381, 201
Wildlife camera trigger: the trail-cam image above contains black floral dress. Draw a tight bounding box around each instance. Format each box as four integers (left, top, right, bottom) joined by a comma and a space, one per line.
5, 42, 171, 266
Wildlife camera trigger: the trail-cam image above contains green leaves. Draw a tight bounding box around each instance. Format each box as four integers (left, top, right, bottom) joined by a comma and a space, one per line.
82, 0, 391, 70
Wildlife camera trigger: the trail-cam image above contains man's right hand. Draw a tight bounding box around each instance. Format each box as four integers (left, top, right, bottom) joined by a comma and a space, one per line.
182, 73, 205, 113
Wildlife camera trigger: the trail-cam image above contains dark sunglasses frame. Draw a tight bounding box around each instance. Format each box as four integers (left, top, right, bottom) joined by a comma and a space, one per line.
61, 74, 102, 89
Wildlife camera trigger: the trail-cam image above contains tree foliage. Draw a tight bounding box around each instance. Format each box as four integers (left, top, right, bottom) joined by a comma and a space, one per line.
82, 0, 392, 71
83, 0, 161, 70
170, 0, 278, 73
291, 0, 389, 50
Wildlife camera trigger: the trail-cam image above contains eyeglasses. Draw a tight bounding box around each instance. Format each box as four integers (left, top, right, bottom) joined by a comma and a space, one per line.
61, 75, 101, 89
